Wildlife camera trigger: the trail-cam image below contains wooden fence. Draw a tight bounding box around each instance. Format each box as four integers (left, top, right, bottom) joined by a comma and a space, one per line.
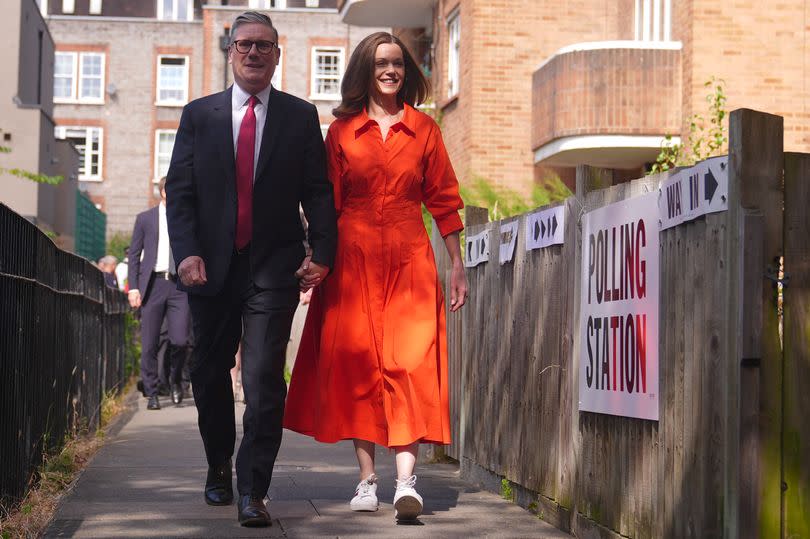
434, 109, 809, 538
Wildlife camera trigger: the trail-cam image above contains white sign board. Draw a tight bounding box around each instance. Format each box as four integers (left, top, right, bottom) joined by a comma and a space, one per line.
525, 205, 565, 251
659, 156, 728, 231
465, 229, 490, 268
499, 221, 519, 265
579, 191, 660, 421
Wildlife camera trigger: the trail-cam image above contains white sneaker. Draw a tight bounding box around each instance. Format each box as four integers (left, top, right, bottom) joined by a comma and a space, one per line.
349, 474, 379, 512
393, 475, 423, 520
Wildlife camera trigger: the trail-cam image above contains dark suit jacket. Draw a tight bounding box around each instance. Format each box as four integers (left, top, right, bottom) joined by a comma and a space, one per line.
166, 86, 337, 296
128, 205, 160, 302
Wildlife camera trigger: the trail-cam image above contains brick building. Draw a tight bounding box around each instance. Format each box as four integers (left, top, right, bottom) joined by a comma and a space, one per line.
1, 0, 79, 251
340, 0, 810, 193
43, 0, 386, 236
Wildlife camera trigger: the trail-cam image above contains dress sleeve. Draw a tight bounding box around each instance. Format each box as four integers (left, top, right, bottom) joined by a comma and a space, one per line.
325, 125, 344, 216
422, 122, 464, 237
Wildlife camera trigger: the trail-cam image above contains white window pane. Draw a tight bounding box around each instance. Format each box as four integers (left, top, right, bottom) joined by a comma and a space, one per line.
89, 0, 102, 14
82, 55, 102, 76
158, 57, 188, 103
177, 0, 190, 20
62, 0, 75, 13
162, 0, 174, 19
55, 54, 74, 76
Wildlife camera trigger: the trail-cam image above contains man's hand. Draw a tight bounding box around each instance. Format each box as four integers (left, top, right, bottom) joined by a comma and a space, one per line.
128, 290, 142, 309
178, 256, 207, 287
295, 255, 330, 291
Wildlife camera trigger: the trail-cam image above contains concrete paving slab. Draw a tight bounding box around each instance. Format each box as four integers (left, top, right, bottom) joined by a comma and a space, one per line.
45, 391, 570, 538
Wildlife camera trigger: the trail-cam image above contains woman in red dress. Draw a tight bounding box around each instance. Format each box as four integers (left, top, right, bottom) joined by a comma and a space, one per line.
283, 32, 468, 521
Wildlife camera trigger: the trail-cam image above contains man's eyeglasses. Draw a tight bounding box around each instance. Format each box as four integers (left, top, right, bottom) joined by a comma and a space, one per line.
232, 39, 277, 55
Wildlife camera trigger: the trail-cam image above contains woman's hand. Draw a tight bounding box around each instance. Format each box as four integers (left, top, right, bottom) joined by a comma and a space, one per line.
448, 260, 468, 312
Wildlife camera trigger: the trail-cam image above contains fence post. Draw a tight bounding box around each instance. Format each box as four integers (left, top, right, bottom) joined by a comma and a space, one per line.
726, 109, 784, 539
781, 152, 810, 538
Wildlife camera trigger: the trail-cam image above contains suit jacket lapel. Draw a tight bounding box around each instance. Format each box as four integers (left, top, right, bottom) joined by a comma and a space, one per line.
214, 87, 236, 189
254, 87, 284, 185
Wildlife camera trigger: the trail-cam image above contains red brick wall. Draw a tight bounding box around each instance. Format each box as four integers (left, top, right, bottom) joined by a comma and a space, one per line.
532, 46, 682, 150
682, 0, 810, 152
435, 0, 631, 193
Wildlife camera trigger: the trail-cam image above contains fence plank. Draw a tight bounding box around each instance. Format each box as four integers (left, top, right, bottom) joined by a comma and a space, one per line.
782, 152, 810, 539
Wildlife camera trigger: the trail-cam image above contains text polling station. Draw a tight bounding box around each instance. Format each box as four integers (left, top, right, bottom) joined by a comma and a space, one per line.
579, 191, 660, 420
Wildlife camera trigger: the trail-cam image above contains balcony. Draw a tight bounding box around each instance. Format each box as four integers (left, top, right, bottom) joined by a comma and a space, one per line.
337, 0, 434, 28
532, 41, 682, 169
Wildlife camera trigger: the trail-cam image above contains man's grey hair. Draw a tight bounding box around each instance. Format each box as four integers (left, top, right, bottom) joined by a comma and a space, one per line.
230, 11, 278, 41
99, 255, 118, 267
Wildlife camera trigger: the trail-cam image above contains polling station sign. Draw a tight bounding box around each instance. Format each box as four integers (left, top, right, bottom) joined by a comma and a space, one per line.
579, 191, 660, 421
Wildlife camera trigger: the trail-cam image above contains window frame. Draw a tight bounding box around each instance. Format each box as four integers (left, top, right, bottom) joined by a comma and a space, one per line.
157, 0, 193, 21
55, 126, 104, 182
446, 8, 460, 99
249, 0, 287, 8
54, 51, 105, 104
77, 52, 105, 103
309, 46, 345, 101
155, 54, 190, 107
153, 129, 177, 183
54, 52, 77, 103
634, 0, 672, 42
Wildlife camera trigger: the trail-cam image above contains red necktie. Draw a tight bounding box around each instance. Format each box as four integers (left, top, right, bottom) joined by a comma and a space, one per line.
235, 95, 258, 250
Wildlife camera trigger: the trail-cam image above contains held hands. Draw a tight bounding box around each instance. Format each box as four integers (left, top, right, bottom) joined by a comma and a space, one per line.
178, 256, 208, 287
448, 260, 469, 312
128, 290, 142, 309
295, 255, 330, 292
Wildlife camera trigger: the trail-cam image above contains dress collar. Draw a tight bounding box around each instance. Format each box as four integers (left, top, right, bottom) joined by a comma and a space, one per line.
350, 103, 417, 139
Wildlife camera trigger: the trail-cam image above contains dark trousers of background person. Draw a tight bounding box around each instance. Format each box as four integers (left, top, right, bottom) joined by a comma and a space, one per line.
158, 316, 193, 395
140, 274, 191, 397
188, 250, 298, 498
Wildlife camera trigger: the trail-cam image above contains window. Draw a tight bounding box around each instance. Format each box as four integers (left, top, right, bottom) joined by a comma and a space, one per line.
154, 130, 176, 181
320, 124, 329, 139
249, 0, 286, 8
62, 0, 75, 13
55, 126, 103, 181
310, 47, 344, 100
54, 52, 105, 104
158, 0, 192, 21
634, 0, 672, 41
446, 9, 460, 98
305, 0, 319, 7
156, 55, 189, 106
89, 0, 102, 14
36, 0, 47, 16
271, 45, 283, 90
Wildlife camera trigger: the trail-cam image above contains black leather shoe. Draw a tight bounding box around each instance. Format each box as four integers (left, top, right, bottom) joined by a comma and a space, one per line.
146, 396, 161, 410
238, 495, 271, 527
171, 384, 183, 405
204, 459, 233, 506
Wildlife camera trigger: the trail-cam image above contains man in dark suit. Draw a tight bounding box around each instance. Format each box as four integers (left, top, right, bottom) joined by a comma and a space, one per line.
165, 11, 337, 528
129, 177, 191, 410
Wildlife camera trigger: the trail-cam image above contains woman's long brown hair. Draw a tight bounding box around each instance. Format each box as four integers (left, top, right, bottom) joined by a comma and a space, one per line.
332, 32, 430, 119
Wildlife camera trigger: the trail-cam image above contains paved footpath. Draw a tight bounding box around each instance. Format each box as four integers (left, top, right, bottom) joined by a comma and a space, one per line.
45, 392, 570, 538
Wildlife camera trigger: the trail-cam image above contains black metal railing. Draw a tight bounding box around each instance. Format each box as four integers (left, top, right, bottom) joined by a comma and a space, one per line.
0, 203, 132, 507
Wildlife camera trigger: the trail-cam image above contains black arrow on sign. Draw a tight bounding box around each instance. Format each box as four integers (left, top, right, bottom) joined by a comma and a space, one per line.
534, 221, 540, 241
480, 238, 486, 255
705, 169, 718, 204
540, 219, 546, 238
552, 214, 558, 236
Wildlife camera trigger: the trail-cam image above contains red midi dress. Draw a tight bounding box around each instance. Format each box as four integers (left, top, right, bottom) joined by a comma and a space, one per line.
283, 104, 464, 447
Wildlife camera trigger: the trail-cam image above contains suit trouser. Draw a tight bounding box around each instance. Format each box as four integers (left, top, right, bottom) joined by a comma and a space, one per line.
140, 275, 191, 397
188, 250, 298, 498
